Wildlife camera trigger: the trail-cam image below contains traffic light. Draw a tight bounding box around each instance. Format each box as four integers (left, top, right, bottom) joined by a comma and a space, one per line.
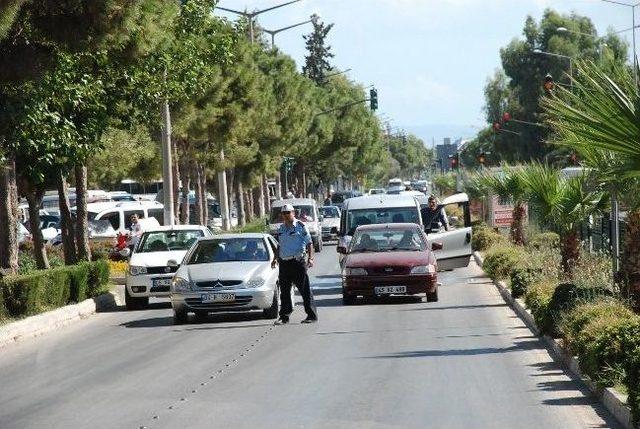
449, 153, 459, 170
544, 73, 555, 93
369, 88, 378, 111
282, 157, 295, 172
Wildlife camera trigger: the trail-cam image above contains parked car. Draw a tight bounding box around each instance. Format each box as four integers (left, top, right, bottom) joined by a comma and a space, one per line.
51, 219, 118, 247
83, 200, 164, 234
269, 198, 323, 252
170, 233, 294, 324
368, 188, 386, 195
125, 225, 213, 310
337, 194, 423, 266
319, 205, 341, 241
108, 191, 136, 202
339, 223, 441, 305
387, 178, 405, 194
17, 221, 31, 244
416, 193, 472, 271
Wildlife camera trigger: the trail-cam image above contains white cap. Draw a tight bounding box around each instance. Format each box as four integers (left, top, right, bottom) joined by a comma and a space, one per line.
281, 204, 295, 213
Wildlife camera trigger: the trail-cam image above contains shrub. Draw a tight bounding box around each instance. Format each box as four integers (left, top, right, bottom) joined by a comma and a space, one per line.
527, 232, 560, 250
472, 226, 506, 251
571, 252, 614, 291
524, 279, 557, 333
626, 350, 640, 428
89, 240, 115, 261
482, 244, 525, 280
510, 265, 542, 298
0, 261, 111, 319
545, 282, 613, 337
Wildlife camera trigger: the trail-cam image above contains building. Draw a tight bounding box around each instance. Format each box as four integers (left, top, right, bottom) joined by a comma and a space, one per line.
435, 138, 459, 172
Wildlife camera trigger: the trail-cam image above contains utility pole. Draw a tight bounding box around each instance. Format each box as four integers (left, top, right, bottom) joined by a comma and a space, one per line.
218, 149, 231, 230
161, 71, 175, 226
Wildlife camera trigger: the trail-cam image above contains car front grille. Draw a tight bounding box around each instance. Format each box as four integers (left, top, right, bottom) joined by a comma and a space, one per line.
150, 285, 170, 293
196, 280, 243, 289
146, 266, 178, 275
367, 266, 411, 275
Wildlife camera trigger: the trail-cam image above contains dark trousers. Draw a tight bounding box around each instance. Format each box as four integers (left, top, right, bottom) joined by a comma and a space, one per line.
279, 259, 317, 320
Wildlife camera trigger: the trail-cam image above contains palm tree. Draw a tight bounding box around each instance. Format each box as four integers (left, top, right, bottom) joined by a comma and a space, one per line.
543, 60, 640, 295
521, 163, 608, 275
476, 165, 528, 245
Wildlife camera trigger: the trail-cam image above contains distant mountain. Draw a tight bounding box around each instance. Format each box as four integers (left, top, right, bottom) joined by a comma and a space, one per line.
400, 124, 480, 148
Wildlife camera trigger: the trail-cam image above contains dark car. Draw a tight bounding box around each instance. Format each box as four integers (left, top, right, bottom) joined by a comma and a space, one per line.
339, 223, 441, 305
331, 190, 363, 210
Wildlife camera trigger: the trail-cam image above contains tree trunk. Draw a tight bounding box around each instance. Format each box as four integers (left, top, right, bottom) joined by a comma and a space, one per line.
510, 203, 526, 246
235, 179, 246, 228
201, 164, 208, 226
0, 155, 19, 273
172, 140, 180, 224
252, 186, 261, 218
561, 230, 580, 276
25, 189, 49, 269
227, 168, 235, 223
56, 172, 77, 265
262, 174, 270, 214
74, 164, 91, 262
276, 170, 283, 200
179, 160, 190, 225
194, 164, 203, 225
622, 209, 640, 306
245, 189, 252, 222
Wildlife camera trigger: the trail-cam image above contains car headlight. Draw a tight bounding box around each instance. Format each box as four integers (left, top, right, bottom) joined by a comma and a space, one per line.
172, 277, 192, 292
246, 277, 265, 288
129, 265, 147, 276
410, 265, 436, 274
343, 267, 367, 276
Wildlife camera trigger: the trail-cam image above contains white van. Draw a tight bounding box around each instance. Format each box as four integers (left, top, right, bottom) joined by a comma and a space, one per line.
269, 198, 323, 252
337, 194, 423, 265
416, 193, 473, 271
84, 200, 165, 234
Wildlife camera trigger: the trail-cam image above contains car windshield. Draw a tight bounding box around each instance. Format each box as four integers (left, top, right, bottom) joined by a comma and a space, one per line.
137, 230, 204, 253
349, 228, 426, 253
87, 220, 116, 236
346, 207, 420, 235
270, 205, 315, 223
320, 207, 339, 218
188, 238, 269, 263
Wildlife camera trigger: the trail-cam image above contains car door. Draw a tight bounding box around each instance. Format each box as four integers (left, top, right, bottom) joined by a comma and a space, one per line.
423, 196, 472, 271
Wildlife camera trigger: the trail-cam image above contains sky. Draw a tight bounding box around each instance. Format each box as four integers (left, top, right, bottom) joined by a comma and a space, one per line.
215, 0, 636, 146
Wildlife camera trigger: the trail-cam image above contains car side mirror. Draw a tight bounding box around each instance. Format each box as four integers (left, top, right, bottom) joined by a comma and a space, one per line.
119, 248, 131, 258
337, 246, 347, 254
167, 259, 179, 268
431, 242, 443, 251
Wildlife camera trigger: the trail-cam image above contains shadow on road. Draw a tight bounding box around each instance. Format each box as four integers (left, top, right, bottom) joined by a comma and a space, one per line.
120, 310, 270, 329
401, 303, 508, 312
364, 339, 540, 359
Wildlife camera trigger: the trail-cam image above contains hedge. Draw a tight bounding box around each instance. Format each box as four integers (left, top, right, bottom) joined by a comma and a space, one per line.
0, 260, 111, 319
472, 225, 506, 252
482, 244, 526, 280
527, 231, 560, 250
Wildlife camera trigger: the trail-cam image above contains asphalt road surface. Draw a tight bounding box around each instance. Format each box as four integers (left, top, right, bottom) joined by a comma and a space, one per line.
0, 242, 622, 429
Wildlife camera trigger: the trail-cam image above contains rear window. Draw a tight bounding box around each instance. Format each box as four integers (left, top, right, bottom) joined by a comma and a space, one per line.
270, 205, 315, 223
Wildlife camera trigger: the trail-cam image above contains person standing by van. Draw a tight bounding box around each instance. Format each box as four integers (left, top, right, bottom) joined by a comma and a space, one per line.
128, 214, 143, 249
271, 204, 318, 324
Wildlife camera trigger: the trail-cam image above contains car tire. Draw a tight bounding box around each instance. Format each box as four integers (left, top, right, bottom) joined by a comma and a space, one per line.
426, 289, 439, 302
342, 292, 357, 306
173, 308, 188, 325
263, 288, 279, 319
125, 287, 147, 310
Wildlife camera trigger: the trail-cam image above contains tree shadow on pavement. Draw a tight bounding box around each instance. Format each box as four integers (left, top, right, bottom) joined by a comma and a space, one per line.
401, 303, 508, 311
364, 339, 540, 359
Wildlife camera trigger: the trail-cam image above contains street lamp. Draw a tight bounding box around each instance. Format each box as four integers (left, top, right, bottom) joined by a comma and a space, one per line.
216, 0, 303, 44
264, 14, 317, 49
533, 48, 574, 90
600, 0, 640, 84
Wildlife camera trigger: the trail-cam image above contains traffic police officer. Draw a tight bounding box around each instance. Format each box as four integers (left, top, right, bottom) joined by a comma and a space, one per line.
271, 204, 318, 324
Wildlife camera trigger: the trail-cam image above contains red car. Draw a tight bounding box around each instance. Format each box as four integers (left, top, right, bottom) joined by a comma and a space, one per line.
338, 223, 441, 305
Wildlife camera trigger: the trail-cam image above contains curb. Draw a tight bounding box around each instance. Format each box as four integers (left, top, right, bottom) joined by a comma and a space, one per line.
0, 286, 124, 350
473, 251, 633, 429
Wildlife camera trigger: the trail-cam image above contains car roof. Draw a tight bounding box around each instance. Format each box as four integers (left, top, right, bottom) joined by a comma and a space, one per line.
320, 205, 340, 209
142, 225, 209, 233
355, 223, 421, 232
343, 194, 420, 210
271, 198, 316, 207
85, 200, 163, 213
200, 233, 271, 240
415, 192, 469, 205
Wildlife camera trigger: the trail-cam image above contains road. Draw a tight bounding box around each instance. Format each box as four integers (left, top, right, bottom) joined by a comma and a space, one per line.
0, 243, 622, 429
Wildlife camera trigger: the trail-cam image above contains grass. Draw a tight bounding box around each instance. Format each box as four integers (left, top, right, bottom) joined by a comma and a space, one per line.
231, 217, 268, 234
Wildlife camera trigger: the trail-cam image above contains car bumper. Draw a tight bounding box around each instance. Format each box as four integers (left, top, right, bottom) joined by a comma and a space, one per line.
126, 274, 173, 298
342, 274, 437, 296
171, 286, 275, 313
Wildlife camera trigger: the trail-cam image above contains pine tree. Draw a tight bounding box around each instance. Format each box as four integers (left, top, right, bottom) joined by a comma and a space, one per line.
302, 18, 334, 85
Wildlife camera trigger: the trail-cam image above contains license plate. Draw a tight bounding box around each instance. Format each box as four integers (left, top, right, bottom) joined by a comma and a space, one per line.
201, 293, 235, 303
374, 286, 407, 295
153, 278, 172, 287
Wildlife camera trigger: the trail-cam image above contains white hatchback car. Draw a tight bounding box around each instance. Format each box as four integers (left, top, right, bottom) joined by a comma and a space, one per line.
125, 225, 213, 310
170, 233, 294, 324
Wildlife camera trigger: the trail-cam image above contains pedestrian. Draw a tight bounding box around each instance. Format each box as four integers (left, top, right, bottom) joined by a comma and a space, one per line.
271, 203, 318, 324
323, 192, 331, 206
420, 196, 449, 232
127, 214, 143, 250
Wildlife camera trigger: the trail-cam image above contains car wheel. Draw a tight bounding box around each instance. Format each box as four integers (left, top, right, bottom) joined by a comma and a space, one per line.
342, 292, 357, 306
173, 308, 188, 325
263, 287, 279, 319
125, 287, 143, 310
426, 289, 439, 302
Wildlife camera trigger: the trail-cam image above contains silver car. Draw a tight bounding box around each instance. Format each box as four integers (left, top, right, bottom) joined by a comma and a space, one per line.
170, 233, 294, 324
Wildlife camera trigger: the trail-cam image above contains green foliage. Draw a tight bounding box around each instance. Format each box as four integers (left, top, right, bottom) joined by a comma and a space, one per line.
527, 232, 560, 250
472, 225, 506, 251
626, 351, 640, 428
510, 246, 561, 298
0, 260, 110, 318
482, 244, 526, 280
302, 17, 334, 84
232, 217, 267, 234
432, 173, 456, 197
524, 279, 557, 332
